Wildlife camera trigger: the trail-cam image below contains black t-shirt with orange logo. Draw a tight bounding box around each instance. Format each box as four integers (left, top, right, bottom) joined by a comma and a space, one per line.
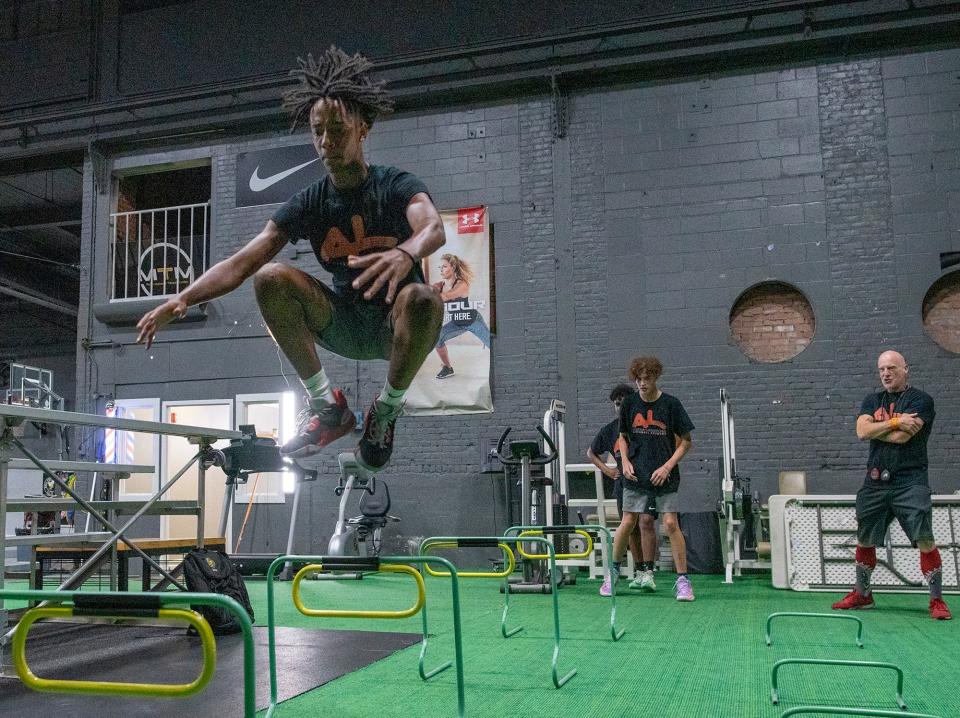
272, 165, 427, 301
590, 418, 625, 474
618, 392, 694, 495
859, 387, 935, 486
591, 418, 627, 499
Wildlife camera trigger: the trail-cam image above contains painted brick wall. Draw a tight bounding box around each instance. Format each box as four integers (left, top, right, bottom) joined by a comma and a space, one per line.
77, 101, 555, 554
70, 46, 960, 554
880, 48, 960, 488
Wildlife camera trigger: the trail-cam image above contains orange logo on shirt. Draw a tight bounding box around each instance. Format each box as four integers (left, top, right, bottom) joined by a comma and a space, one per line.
632, 410, 666, 431
320, 215, 398, 262
873, 404, 900, 422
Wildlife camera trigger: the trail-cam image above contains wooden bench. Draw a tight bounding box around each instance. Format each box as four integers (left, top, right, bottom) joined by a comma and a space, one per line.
34, 537, 226, 592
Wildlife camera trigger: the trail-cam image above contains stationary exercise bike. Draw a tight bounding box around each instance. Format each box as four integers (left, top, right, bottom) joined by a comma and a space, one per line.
495, 424, 565, 593
326, 452, 399, 565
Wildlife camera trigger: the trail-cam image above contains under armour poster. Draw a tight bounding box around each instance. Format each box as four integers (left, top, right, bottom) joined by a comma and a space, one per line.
405, 206, 493, 415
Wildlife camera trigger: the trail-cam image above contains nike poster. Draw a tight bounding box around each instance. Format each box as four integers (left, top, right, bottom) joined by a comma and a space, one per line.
235, 144, 327, 207
404, 206, 494, 415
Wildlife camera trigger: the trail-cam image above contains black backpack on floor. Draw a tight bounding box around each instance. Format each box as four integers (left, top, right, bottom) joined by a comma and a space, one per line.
182, 548, 255, 635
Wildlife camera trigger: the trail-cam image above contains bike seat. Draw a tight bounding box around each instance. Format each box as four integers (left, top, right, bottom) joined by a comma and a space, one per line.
348, 514, 400, 530
359, 480, 391, 517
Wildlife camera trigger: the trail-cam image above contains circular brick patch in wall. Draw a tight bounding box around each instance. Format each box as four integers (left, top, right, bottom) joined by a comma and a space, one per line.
922, 271, 960, 354
729, 281, 815, 363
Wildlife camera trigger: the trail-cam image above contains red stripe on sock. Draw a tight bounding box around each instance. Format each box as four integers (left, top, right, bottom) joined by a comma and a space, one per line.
856, 545, 876, 569
920, 548, 941, 575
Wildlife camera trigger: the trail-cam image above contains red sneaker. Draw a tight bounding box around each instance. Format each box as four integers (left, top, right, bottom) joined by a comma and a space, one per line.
831, 590, 875, 610
930, 598, 952, 620
280, 389, 354, 458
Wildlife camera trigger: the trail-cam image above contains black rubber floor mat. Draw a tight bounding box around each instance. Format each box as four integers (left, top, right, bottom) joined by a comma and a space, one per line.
0, 622, 421, 716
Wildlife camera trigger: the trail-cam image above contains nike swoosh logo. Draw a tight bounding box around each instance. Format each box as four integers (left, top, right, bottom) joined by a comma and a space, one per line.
249, 158, 319, 192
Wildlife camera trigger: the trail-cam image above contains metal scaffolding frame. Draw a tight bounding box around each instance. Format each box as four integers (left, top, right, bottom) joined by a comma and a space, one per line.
0, 403, 244, 635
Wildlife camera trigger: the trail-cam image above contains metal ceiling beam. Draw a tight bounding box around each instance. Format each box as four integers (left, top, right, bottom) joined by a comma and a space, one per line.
0, 1, 958, 160
0, 204, 83, 229
0, 151, 85, 177
0, 278, 78, 316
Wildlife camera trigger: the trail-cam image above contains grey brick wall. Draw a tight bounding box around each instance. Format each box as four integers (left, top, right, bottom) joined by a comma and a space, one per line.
71, 46, 960, 554
818, 58, 896, 479
882, 49, 960, 486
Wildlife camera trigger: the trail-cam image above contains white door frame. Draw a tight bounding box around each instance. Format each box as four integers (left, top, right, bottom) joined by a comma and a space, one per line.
159, 398, 234, 547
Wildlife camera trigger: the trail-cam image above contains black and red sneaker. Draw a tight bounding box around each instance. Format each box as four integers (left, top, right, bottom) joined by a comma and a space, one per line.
356, 399, 403, 472
280, 389, 354, 458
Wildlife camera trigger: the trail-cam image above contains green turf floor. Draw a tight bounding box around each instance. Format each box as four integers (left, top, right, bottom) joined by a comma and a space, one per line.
2, 572, 955, 717
247, 571, 958, 718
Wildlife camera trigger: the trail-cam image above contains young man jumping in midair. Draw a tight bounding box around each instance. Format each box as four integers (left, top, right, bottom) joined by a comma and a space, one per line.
136, 47, 445, 471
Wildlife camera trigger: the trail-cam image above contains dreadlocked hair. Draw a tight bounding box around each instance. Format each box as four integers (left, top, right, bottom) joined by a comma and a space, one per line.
282, 46, 394, 132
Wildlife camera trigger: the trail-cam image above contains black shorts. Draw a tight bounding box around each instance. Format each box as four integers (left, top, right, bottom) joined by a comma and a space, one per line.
855, 482, 934, 547
310, 278, 395, 361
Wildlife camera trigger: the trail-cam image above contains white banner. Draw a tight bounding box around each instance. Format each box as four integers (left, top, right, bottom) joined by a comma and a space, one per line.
405, 206, 493, 415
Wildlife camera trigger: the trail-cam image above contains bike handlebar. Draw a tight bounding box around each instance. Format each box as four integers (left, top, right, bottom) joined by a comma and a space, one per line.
494, 425, 558, 466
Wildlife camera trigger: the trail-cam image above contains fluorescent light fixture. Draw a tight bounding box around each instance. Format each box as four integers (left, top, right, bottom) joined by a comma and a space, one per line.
282, 391, 297, 494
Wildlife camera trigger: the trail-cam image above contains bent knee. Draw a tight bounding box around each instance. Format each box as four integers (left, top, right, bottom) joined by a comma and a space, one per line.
397, 283, 443, 316
253, 262, 296, 294
662, 516, 680, 533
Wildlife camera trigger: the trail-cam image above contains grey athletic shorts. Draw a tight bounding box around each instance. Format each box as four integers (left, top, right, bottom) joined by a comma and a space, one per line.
622, 485, 679, 515
855, 482, 934, 547
310, 278, 395, 361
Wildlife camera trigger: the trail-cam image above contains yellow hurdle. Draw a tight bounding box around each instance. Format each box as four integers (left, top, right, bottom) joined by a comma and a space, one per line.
292, 562, 425, 618
517, 529, 593, 560
12, 606, 216, 697
422, 542, 516, 578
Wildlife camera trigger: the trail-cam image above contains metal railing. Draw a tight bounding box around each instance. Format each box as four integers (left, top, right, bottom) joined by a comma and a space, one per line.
109, 202, 210, 300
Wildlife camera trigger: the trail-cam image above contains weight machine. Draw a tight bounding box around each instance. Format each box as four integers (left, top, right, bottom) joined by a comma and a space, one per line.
719, 388, 771, 583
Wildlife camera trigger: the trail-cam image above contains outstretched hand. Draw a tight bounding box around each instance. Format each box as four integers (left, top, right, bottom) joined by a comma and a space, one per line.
135, 298, 188, 349
348, 248, 415, 303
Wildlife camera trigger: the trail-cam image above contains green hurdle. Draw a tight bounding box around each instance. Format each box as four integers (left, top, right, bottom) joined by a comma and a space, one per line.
420, 534, 577, 688
265, 554, 466, 718
0, 588, 255, 717
504, 523, 625, 641
771, 658, 907, 710
781, 707, 942, 717
766, 612, 865, 648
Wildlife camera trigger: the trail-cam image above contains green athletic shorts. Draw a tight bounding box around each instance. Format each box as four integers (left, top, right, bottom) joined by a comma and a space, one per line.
855, 481, 934, 547
310, 278, 395, 361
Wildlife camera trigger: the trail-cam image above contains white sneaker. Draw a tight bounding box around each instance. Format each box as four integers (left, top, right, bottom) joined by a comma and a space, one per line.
639, 570, 657, 592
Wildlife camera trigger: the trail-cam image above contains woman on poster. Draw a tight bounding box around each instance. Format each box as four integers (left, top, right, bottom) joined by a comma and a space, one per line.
432, 253, 490, 379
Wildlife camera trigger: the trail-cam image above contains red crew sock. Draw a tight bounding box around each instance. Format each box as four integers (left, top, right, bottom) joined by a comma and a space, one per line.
855, 545, 877, 568
921, 548, 943, 600
854, 546, 876, 596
